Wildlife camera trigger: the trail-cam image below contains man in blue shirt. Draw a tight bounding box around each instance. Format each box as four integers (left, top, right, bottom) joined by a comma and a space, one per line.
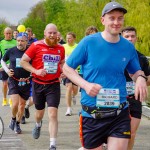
63, 2, 148, 150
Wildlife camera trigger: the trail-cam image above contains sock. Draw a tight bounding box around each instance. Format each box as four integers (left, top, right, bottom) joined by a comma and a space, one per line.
12, 117, 16, 121
36, 122, 42, 127
16, 121, 20, 124
25, 104, 29, 109
67, 107, 71, 112
50, 138, 56, 147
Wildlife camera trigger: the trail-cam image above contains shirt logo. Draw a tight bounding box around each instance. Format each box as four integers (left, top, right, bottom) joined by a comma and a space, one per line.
42, 49, 48, 51
122, 57, 126, 61
123, 131, 130, 135
43, 54, 60, 62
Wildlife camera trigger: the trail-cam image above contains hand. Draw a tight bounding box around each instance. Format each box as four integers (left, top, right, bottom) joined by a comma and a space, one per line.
35, 69, 47, 77
84, 82, 102, 97
8, 69, 14, 77
60, 73, 66, 79
135, 76, 148, 102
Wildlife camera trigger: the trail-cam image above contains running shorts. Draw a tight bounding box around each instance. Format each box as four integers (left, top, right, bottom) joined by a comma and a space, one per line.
32, 81, 60, 110
8, 78, 30, 100
79, 108, 131, 149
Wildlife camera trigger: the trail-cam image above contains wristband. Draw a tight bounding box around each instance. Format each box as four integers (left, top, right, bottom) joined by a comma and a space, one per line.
138, 75, 148, 81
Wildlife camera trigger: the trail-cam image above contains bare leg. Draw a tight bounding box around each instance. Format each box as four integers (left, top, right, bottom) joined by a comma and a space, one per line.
128, 117, 141, 150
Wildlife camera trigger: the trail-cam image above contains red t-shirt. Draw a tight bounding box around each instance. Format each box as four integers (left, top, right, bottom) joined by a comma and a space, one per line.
25, 40, 65, 84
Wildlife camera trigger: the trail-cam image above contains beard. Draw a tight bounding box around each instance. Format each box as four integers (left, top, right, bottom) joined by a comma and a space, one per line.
17, 45, 26, 51
45, 37, 58, 47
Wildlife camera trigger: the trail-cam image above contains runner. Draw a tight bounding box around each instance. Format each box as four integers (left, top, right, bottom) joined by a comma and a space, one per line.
63, 2, 148, 150
63, 32, 78, 116
0, 27, 17, 107
1, 32, 30, 134
20, 23, 65, 150
122, 26, 150, 150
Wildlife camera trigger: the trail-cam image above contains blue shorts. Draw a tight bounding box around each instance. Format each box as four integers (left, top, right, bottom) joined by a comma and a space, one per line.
79, 108, 131, 149
32, 81, 60, 110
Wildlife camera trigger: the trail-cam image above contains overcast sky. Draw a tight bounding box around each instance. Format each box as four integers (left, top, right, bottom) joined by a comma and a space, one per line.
0, 0, 42, 25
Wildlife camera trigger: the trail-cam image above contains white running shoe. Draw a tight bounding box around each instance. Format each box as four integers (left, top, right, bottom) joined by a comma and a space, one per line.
65, 109, 72, 116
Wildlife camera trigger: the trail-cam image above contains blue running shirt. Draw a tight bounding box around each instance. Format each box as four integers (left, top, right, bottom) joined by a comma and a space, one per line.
66, 32, 141, 117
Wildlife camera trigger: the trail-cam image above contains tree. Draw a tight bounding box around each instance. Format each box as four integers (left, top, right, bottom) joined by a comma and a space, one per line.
22, 0, 150, 55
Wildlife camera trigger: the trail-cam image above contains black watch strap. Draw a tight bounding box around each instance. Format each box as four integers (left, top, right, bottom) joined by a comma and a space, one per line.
138, 75, 148, 81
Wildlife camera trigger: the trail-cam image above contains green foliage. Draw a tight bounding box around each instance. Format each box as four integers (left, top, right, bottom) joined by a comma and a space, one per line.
0, 24, 7, 40
23, 1, 46, 39
21, 0, 150, 55
120, 0, 150, 55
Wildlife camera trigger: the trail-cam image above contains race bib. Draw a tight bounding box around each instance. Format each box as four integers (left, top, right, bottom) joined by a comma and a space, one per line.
43, 54, 60, 74
16, 58, 21, 68
44, 62, 58, 74
126, 81, 135, 95
96, 88, 120, 108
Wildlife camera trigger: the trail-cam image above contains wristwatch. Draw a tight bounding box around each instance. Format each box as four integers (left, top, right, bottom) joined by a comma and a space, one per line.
138, 75, 148, 81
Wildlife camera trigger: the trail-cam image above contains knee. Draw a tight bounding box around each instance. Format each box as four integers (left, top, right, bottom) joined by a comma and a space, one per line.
49, 111, 57, 120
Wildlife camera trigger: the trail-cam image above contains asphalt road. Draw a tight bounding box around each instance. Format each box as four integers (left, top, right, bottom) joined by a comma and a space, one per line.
0, 84, 150, 150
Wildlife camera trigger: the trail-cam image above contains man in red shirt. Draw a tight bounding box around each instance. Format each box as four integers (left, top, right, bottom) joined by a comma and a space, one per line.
20, 23, 65, 150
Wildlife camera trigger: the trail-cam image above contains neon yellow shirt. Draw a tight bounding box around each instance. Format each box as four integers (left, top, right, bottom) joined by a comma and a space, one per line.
63, 43, 78, 60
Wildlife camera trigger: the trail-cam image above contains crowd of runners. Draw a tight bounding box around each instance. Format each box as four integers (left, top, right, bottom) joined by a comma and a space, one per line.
0, 1, 149, 150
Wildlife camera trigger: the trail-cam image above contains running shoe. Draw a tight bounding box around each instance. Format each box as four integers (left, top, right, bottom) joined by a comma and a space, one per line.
21, 116, 26, 124
49, 145, 56, 150
32, 121, 42, 139
9, 99, 12, 107
15, 123, 22, 134
2, 98, 8, 106
24, 107, 30, 118
65, 109, 72, 116
9, 119, 16, 130
72, 96, 76, 105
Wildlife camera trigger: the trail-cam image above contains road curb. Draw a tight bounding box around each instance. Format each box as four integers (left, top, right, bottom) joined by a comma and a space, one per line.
142, 106, 150, 119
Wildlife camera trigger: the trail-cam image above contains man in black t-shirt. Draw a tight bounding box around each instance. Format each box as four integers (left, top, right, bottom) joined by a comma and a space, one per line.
122, 26, 150, 150
1, 32, 31, 134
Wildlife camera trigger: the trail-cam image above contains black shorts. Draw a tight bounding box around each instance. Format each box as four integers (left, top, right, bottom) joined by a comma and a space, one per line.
32, 81, 60, 110
62, 77, 77, 86
127, 96, 142, 119
8, 78, 30, 100
0, 71, 8, 81
79, 108, 131, 149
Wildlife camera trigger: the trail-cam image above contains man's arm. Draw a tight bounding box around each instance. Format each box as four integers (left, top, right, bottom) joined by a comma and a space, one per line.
1, 59, 14, 77
130, 70, 148, 102
63, 63, 101, 97
20, 54, 47, 77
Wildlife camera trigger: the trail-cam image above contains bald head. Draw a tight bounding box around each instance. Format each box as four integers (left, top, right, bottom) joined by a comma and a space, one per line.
4, 27, 13, 40
4, 27, 12, 33
44, 23, 57, 32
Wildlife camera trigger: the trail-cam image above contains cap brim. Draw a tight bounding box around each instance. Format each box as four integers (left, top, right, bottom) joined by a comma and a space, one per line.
102, 7, 127, 16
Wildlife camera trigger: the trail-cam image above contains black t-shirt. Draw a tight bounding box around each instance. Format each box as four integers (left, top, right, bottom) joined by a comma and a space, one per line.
2, 46, 30, 79
125, 50, 150, 81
